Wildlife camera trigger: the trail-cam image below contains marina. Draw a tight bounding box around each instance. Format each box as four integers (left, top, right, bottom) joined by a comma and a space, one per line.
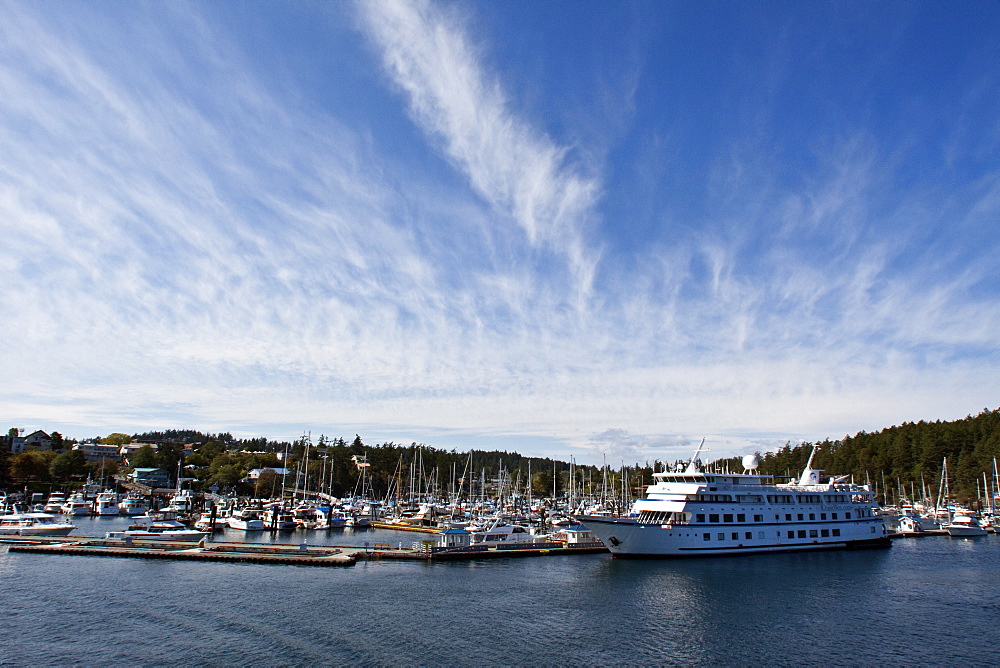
2, 525, 999, 665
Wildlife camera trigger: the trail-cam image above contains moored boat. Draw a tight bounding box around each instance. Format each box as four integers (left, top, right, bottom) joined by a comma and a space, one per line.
226, 508, 266, 531
0, 510, 77, 536
120, 494, 150, 516
106, 519, 208, 542
95, 491, 120, 516
61, 493, 92, 516
577, 442, 890, 558
943, 513, 988, 537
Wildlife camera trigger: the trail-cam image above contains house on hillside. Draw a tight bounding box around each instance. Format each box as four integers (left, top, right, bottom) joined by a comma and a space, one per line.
244, 468, 293, 482
120, 441, 159, 461
9, 430, 51, 453
25, 430, 52, 450
129, 468, 170, 487
74, 442, 123, 462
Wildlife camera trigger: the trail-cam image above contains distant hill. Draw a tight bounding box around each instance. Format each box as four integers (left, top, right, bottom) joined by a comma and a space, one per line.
718, 408, 1000, 504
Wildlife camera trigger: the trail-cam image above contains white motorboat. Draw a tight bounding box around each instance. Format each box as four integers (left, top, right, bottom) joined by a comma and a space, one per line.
95, 491, 120, 516
119, 495, 150, 516
193, 511, 228, 531
0, 511, 77, 536
262, 505, 298, 531
106, 519, 208, 542
226, 508, 266, 531
61, 493, 92, 516
43, 492, 67, 514
469, 520, 539, 547
943, 514, 988, 537
578, 442, 890, 558
326, 508, 348, 529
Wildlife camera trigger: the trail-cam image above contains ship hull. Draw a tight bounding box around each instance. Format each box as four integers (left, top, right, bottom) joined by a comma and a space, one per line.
577, 515, 891, 558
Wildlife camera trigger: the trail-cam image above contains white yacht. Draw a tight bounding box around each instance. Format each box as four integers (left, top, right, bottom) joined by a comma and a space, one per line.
106, 519, 208, 542
119, 494, 150, 516
194, 510, 229, 531
943, 513, 988, 537
95, 491, 120, 516
226, 508, 266, 531
61, 493, 92, 516
0, 511, 77, 536
469, 520, 540, 547
43, 492, 67, 514
577, 442, 890, 558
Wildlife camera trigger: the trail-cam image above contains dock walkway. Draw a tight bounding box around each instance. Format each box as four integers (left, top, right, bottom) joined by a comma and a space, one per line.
0, 535, 606, 565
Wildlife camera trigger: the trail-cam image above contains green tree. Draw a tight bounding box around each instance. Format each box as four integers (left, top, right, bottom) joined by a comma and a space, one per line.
49, 449, 87, 479
255, 469, 280, 498
101, 433, 133, 446
10, 451, 49, 482
50, 431, 65, 451
210, 464, 243, 489
199, 441, 226, 461
532, 470, 554, 496
130, 444, 158, 469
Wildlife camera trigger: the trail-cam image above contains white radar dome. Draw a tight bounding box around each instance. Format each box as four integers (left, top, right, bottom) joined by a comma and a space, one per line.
742, 454, 759, 472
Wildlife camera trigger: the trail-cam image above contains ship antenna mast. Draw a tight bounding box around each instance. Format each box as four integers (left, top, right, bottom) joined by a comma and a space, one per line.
685, 438, 708, 474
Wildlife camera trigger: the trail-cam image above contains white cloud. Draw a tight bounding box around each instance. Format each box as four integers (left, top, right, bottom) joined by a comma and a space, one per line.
0, 3, 996, 465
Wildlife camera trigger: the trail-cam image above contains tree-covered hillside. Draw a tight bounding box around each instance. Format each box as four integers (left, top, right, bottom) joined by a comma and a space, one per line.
717, 408, 1000, 503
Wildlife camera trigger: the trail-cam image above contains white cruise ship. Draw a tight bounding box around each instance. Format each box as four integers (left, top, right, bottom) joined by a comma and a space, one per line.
577, 443, 890, 558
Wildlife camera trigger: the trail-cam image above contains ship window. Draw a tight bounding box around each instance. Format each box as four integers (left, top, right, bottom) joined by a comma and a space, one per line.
809, 530, 818, 538
723, 514, 733, 522
697, 514, 705, 523
754, 514, 763, 522
787, 531, 794, 538
845, 512, 852, 519
871, 526, 876, 533
832, 513, 838, 520
745, 532, 752, 539
797, 530, 806, 538
709, 514, 719, 523
809, 513, 815, 520
797, 514, 804, 521
821, 513, 827, 520
736, 514, 745, 522
731, 532, 738, 540
717, 533, 725, 540
832, 528, 841, 537
758, 531, 765, 539
703, 533, 710, 541
785, 514, 792, 521
821, 529, 829, 537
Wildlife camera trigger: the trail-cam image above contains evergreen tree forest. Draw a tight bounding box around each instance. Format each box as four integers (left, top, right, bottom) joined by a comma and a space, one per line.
716, 408, 1000, 504
4, 408, 999, 505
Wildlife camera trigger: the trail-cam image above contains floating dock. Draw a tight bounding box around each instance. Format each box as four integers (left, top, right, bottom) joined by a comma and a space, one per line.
1, 535, 606, 564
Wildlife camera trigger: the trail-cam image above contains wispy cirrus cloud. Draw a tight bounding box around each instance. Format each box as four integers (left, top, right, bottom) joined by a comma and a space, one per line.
357, 0, 600, 304
0, 2, 996, 464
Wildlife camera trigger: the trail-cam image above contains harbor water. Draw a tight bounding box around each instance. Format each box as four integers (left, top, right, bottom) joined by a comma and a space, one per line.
2, 516, 998, 665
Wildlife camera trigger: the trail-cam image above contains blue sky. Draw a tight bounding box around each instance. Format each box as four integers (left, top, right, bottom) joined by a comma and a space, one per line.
2, 1, 997, 466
